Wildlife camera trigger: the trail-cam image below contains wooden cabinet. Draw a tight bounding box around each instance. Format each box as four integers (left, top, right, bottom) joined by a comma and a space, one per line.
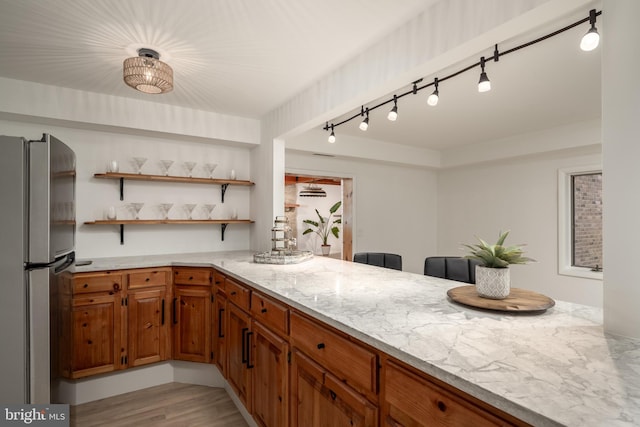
173, 285, 211, 362
63, 271, 125, 379
128, 287, 169, 367
227, 301, 252, 412
382, 360, 522, 427
213, 290, 227, 374
291, 350, 378, 427
251, 320, 289, 427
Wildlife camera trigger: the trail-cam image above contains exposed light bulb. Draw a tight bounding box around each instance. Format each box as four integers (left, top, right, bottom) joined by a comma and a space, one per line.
328, 126, 336, 143
478, 72, 491, 92
387, 107, 398, 121
427, 90, 439, 106
580, 27, 600, 51
359, 116, 369, 131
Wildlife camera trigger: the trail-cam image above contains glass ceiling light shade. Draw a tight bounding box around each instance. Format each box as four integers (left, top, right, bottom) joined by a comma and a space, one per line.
299, 184, 327, 197
123, 48, 173, 94
580, 9, 600, 52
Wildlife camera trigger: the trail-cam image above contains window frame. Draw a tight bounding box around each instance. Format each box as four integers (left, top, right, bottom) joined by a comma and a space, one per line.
558, 165, 603, 280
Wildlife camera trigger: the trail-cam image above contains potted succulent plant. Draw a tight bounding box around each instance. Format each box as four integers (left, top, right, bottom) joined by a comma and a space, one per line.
463, 230, 534, 299
302, 201, 342, 256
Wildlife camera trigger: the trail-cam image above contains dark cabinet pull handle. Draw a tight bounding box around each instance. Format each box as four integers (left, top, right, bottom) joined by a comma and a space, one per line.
261, 308, 267, 313
145, 277, 150, 282
230, 291, 237, 296
189, 276, 193, 280
173, 298, 178, 324
83, 283, 88, 288
329, 390, 337, 400
437, 401, 447, 412
317, 343, 325, 350
218, 308, 225, 338
113, 283, 120, 291
246, 331, 254, 369
241, 327, 249, 363
161, 299, 165, 325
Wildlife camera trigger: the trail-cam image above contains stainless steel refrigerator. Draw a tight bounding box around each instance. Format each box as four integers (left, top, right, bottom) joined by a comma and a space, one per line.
0, 134, 76, 404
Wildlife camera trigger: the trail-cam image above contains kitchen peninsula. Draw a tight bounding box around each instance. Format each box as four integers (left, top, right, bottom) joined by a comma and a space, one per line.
69, 250, 640, 427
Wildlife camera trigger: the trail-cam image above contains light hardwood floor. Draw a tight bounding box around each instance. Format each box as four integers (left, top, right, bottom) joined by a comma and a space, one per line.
71, 382, 249, 427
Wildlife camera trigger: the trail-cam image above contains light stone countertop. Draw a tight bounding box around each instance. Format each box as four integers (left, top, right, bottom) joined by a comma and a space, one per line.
73, 251, 640, 427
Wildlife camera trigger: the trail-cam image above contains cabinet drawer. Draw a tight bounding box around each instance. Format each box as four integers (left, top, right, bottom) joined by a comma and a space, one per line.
128, 268, 170, 289
290, 311, 376, 395
384, 360, 516, 427
251, 291, 289, 335
73, 272, 123, 294
173, 268, 212, 286
213, 270, 226, 291
225, 278, 250, 311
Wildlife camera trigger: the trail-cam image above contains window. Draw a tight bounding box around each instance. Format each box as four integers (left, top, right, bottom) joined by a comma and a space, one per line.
558, 166, 603, 280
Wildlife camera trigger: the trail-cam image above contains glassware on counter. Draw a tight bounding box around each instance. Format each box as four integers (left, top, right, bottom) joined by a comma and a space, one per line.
108, 160, 119, 173
132, 157, 147, 174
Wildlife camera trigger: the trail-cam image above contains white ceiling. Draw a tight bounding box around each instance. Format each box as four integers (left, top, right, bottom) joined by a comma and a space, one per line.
0, 0, 600, 151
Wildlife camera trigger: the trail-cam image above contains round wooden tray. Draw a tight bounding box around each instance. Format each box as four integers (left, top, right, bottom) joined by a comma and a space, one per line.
447, 285, 555, 313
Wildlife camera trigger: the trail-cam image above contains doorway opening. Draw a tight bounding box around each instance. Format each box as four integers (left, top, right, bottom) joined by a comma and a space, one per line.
284, 174, 353, 261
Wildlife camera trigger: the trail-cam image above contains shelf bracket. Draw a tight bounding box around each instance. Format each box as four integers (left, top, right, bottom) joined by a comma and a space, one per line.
221, 183, 229, 203
119, 178, 124, 201
221, 223, 228, 241
119, 224, 124, 245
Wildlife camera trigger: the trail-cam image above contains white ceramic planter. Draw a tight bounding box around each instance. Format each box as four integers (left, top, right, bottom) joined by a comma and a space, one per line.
321, 245, 331, 256
475, 266, 510, 299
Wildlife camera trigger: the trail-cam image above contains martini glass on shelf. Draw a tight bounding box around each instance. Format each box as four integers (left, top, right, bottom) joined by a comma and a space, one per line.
129, 203, 144, 220
183, 204, 197, 220
159, 160, 174, 176
132, 157, 147, 174
158, 203, 173, 220
202, 163, 218, 179
183, 161, 197, 177
202, 204, 216, 219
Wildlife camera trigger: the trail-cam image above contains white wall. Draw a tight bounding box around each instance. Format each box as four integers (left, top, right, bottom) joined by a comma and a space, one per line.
1, 119, 253, 259
437, 147, 603, 307
286, 151, 438, 274
602, 0, 640, 338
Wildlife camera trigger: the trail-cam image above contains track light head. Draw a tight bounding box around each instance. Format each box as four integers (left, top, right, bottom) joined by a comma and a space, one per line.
478, 57, 491, 93
328, 124, 336, 143
387, 96, 398, 121
427, 78, 439, 106
580, 9, 600, 51
359, 116, 369, 131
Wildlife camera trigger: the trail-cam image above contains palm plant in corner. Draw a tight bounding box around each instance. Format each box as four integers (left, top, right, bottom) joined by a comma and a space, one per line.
302, 201, 342, 256
463, 230, 534, 299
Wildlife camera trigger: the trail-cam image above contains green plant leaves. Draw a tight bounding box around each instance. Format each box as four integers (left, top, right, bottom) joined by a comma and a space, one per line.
463, 230, 534, 268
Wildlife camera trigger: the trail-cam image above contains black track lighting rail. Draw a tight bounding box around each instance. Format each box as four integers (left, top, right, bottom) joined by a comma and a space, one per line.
324, 9, 602, 135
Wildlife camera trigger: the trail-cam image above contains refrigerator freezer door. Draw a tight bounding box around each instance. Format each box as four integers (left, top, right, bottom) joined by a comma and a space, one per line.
29, 267, 51, 404
28, 134, 75, 264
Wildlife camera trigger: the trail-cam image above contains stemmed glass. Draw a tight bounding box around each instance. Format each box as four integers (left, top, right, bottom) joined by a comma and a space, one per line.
183, 204, 197, 220
202, 163, 218, 179
129, 203, 144, 220
183, 161, 196, 177
202, 204, 216, 219
159, 160, 174, 176
158, 203, 173, 220
132, 157, 147, 174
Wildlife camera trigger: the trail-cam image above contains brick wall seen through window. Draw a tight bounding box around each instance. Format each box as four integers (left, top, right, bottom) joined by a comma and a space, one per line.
572, 173, 602, 270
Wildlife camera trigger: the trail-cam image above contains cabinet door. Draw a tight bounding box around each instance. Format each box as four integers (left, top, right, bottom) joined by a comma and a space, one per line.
69, 293, 122, 378
227, 302, 252, 412
291, 350, 378, 427
128, 287, 168, 367
251, 321, 288, 427
173, 286, 211, 362
213, 291, 227, 374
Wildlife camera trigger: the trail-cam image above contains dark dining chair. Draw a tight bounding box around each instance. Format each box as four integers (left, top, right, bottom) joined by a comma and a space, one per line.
353, 252, 402, 271
424, 256, 481, 284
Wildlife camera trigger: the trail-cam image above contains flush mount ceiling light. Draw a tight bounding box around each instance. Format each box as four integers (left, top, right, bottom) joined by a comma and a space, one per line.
299, 183, 327, 197
123, 48, 173, 94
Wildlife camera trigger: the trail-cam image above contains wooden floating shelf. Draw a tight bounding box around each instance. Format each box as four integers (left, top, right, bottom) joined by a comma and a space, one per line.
84, 219, 254, 244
